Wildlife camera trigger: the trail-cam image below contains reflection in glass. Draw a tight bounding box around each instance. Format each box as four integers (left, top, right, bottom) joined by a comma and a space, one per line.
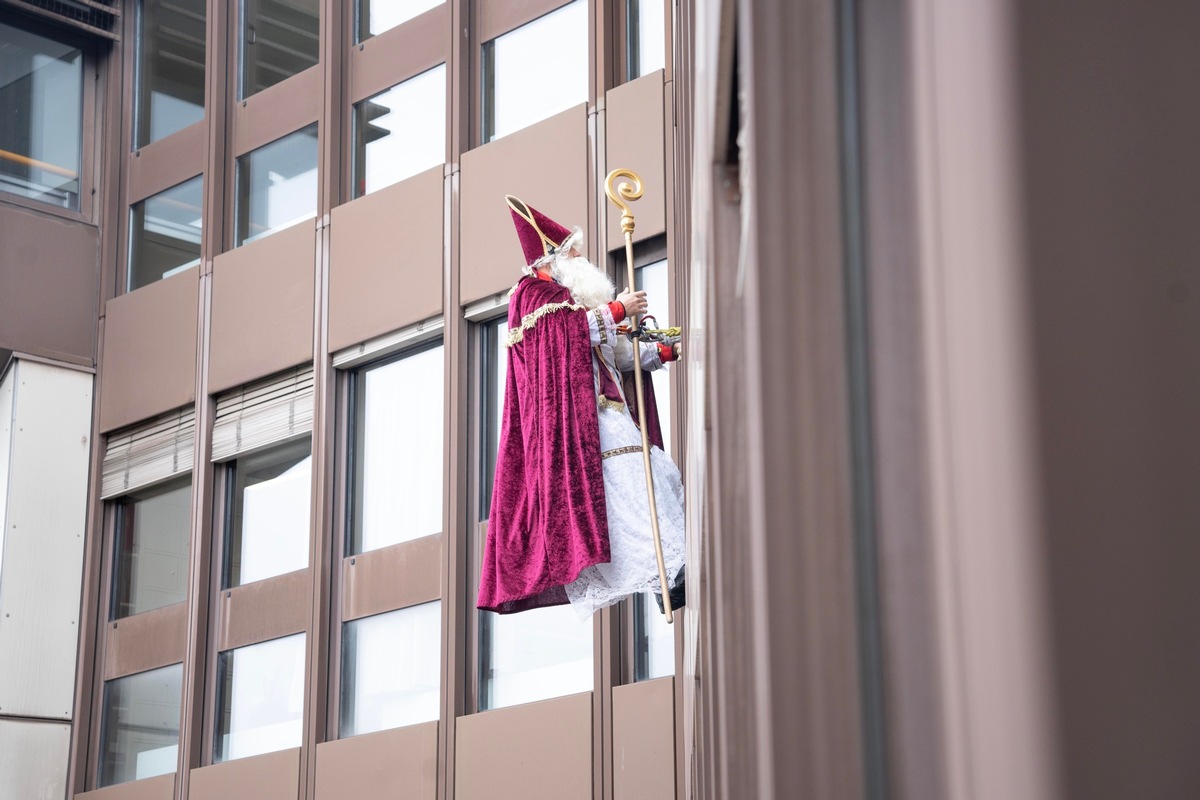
636, 258, 672, 454
353, 65, 445, 197
135, 0, 206, 147
215, 634, 306, 762
98, 664, 182, 786
357, 0, 443, 41
225, 439, 311, 587
352, 344, 444, 554
128, 176, 203, 291
0, 21, 83, 209
113, 477, 192, 619
480, 605, 593, 710
480, 319, 508, 516
340, 602, 441, 736
481, 0, 587, 142
240, 0, 319, 99
626, 0, 666, 79
634, 593, 674, 679
235, 124, 318, 246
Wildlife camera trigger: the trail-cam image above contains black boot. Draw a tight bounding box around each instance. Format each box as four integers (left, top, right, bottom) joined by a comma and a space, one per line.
653, 565, 686, 613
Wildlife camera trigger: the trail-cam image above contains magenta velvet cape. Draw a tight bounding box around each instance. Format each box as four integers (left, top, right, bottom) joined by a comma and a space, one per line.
477, 277, 611, 613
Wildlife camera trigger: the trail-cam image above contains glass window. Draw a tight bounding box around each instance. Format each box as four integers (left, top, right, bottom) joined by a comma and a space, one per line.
128, 176, 203, 292
240, 0, 319, 99
340, 601, 440, 736
214, 634, 306, 762
626, 0, 665, 79
0, 21, 83, 209
636, 257, 672, 454
112, 477, 192, 619
477, 316, 592, 710
352, 65, 445, 197
357, 0, 443, 41
98, 664, 182, 786
481, 0, 587, 143
351, 344, 444, 554
135, 0, 206, 147
235, 124, 318, 246
224, 438, 311, 587
634, 593, 674, 679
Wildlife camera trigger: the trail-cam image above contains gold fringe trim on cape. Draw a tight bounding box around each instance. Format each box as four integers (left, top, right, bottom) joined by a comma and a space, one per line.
505, 301, 587, 347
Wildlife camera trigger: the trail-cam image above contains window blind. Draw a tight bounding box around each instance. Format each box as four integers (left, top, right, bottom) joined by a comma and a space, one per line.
101, 406, 195, 499
211, 365, 314, 462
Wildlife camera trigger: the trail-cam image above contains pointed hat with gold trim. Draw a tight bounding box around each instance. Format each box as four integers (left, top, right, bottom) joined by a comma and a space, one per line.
505, 195, 578, 268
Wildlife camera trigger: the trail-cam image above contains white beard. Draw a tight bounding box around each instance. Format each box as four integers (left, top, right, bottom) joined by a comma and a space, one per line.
551, 255, 615, 309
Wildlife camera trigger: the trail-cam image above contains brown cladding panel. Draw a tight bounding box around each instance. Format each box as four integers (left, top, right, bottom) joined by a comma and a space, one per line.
103, 603, 188, 680
459, 104, 589, 305
233, 68, 322, 157
99, 267, 198, 433
455, 692, 592, 800
209, 223, 316, 394
0, 204, 99, 364
348, 6, 449, 103
126, 122, 207, 203
612, 678, 676, 799
605, 71, 667, 244
218, 569, 311, 653
314, 722, 438, 800
189, 748, 300, 800
74, 773, 174, 800
341, 534, 443, 621
328, 168, 444, 353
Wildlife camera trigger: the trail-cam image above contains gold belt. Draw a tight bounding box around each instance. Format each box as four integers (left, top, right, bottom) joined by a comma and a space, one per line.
601, 445, 643, 460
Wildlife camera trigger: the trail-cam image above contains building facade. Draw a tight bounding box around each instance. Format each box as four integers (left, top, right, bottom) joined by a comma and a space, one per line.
2, 1, 1199, 799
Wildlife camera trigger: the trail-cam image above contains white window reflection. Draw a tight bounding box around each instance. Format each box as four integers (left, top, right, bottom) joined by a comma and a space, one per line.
482, 0, 587, 142
128, 176, 203, 291
627, 0, 665, 79
636, 257, 672, 455
227, 439, 312, 586
635, 594, 674, 679
235, 125, 318, 246
353, 65, 445, 197
99, 664, 182, 786
357, 0, 443, 41
215, 634, 306, 762
340, 602, 441, 736
352, 344, 444, 553
481, 605, 593, 710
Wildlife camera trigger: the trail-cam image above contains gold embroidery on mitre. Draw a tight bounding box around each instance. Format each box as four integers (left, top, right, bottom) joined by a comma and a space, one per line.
505, 301, 588, 347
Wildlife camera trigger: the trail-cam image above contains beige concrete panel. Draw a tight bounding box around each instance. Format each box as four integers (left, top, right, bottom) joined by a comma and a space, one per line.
455, 692, 592, 800
104, 603, 188, 681
342, 534, 443, 621
209, 223, 315, 394
314, 722, 438, 800
75, 773, 174, 800
189, 748, 300, 800
218, 569, 311, 653
0, 714, 71, 798
127, 121, 206, 203
612, 678, 676, 799
99, 267, 198, 433
605, 71, 667, 244
328, 168, 444, 353
459, 105, 589, 305
233, 68, 322, 157
349, 6, 449, 103
0, 204, 99, 364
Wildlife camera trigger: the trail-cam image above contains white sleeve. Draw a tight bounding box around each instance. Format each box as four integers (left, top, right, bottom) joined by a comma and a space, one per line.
588, 305, 617, 346
639, 341, 666, 371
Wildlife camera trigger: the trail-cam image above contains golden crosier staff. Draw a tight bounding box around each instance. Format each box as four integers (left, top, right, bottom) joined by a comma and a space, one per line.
604, 168, 673, 624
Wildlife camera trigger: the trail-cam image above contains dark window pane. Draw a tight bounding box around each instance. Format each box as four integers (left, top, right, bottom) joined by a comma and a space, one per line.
352, 64, 445, 197
234, 124, 318, 246
225, 439, 311, 587
112, 477, 192, 619
240, 0, 319, 99
340, 602, 440, 736
98, 664, 182, 786
481, 0, 586, 142
128, 176, 203, 291
351, 344, 444, 554
214, 634, 305, 761
0, 21, 83, 209
356, 0, 443, 42
135, 0, 206, 147
479, 319, 507, 516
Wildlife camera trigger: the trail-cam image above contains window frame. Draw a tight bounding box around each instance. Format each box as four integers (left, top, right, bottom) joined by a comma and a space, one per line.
109, 474, 194, 621
0, 15, 97, 223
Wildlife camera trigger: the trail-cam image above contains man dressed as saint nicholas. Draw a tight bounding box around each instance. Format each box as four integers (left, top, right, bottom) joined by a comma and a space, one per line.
476, 195, 686, 619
